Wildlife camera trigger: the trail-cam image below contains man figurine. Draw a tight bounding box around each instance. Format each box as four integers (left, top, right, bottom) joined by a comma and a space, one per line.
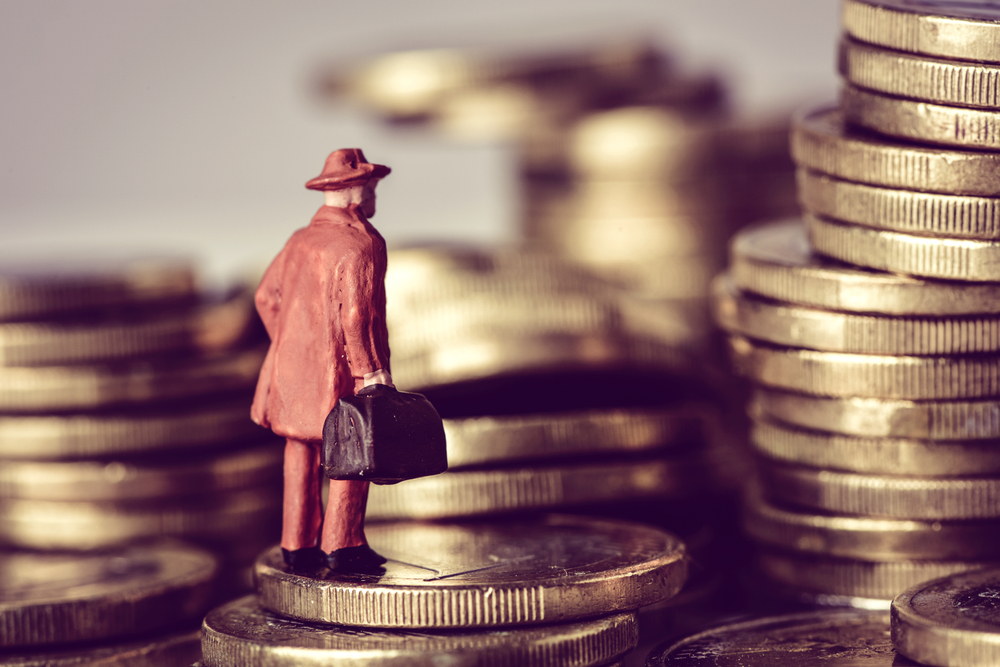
252, 148, 392, 575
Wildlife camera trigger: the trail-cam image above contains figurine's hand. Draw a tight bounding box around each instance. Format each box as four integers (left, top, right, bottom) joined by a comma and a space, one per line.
363, 369, 394, 388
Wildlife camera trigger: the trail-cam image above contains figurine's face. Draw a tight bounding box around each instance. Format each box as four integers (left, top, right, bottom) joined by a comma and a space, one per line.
359, 182, 378, 218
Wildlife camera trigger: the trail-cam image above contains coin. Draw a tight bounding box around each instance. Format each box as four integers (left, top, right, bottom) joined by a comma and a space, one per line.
807, 214, 1000, 282
751, 388, 1000, 440
744, 489, 1000, 561
0, 256, 195, 323
759, 462, 1000, 520
892, 567, 1000, 667
843, 85, 1000, 150
0, 400, 266, 460
756, 549, 994, 602
646, 609, 905, 666
367, 456, 709, 520
791, 106, 1000, 196
798, 169, 1000, 240
201, 595, 638, 667
750, 416, 1000, 476
443, 406, 704, 468
840, 37, 1000, 110
843, 0, 1000, 64
730, 219, 1000, 315
728, 335, 1000, 400
0, 441, 281, 501
0, 486, 281, 550
714, 274, 1000, 355
0, 629, 201, 667
255, 515, 687, 628
0, 346, 264, 412
0, 541, 216, 648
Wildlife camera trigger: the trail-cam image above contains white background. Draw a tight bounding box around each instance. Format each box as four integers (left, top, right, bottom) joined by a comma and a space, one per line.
0, 0, 840, 287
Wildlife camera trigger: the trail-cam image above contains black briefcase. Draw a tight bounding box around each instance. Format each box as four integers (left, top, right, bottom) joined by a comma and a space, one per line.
322, 384, 448, 485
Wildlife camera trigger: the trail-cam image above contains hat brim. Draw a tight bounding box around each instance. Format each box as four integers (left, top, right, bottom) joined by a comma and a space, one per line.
305, 164, 391, 191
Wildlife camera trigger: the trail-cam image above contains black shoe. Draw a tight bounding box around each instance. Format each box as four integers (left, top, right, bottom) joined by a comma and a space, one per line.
325, 544, 387, 575
282, 546, 324, 573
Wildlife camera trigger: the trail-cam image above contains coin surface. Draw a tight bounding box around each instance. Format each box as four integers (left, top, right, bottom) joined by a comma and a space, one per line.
714, 275, 1000, 355
756, 549, 993, 602
202, 594, 638, 667
750, 416, 1000, 476
0, 541, 216, 648
808, 214, 1000, 282
443, 406, 703, 468
843, 85, 1000, 150
0, 442, 282, 500
843, 0, 1000, 63
256, 515, 687, 628
730, 220, 1000, 315
0, 400, 266, 460
744, 490, 1000, 561
791, 106, 1000, 196
0, 629, 201, 667
0, 346, 264, 412
646, 609, 907, 665
728, 335, 1000, 400
892, 567, 1000, 667
798, 169, 1000, 240
366, 457, 710, 520
759, 462, 1000, 520
840, 37, 1000, 110
751, 388, 1000, 440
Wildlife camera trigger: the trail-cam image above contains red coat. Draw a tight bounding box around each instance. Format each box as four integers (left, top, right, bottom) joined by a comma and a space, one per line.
251, 204, 391, 442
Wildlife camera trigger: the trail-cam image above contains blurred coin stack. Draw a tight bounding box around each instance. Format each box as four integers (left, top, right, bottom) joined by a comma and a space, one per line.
0, 257, 280, 593
714, 0, 1000, 607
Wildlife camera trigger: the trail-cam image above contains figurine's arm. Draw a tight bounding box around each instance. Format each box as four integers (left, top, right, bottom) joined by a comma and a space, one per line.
341, 250, 393, 392
254, 251, 286, 338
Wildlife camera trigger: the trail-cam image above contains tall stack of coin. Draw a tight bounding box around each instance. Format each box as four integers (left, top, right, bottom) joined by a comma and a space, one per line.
200, 515, 688, 666
0, 258, 280, 593
712, 0, 1000, 607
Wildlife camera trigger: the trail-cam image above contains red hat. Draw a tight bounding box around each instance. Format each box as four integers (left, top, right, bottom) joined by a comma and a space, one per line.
304, 148, 391, 191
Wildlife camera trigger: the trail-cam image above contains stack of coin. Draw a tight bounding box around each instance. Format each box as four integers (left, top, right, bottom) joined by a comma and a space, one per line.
710, 0, 1000, 607
0, 258, 280, 592
1, 540, 215, 666
200, 515, 687, 666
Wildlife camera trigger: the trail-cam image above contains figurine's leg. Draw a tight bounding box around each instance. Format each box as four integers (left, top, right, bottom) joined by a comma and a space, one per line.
281, 439, 323, 553
321, 480, 386, 574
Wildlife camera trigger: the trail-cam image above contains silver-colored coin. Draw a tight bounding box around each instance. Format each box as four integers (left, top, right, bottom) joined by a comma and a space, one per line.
0, 629, 201, 667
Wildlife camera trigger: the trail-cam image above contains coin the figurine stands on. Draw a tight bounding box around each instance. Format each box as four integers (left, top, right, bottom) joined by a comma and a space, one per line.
251, 148, 446, 576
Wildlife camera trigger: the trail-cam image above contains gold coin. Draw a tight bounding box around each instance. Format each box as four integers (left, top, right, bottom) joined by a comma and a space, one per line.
843, 0, 1000, 64
760, 462, 1000, 520
728, 335, 1000, 400
752, 388, 1000, 440
0, 486, 280, 550
0, 541, 215, 648
202, 595, 638, 667
840, 37, 1000, 110
444, 406, 704, 468
0, 346, 264, 412
256, 515, 687, 628
808, 214, 1000, 282
791, 106, 1000, 196
756, 549, 994, 602
799, 169, 1000, 240
2, 629, 200, 667
647, 610, 895, 665
714, 274, 1000, 355
0, 256, 195, 323
0, 441, 281, 501
892, 568, 1000, 667
843, 84, 1000, 150
0, 400, 265, 460
730, 219, 1000, 315
744, 489, 1000, 561
367, 456, 709, 520
750, 416, 1000, 476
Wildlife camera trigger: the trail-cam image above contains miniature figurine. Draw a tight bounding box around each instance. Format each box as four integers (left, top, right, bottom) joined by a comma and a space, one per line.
251, 148, 393, 575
